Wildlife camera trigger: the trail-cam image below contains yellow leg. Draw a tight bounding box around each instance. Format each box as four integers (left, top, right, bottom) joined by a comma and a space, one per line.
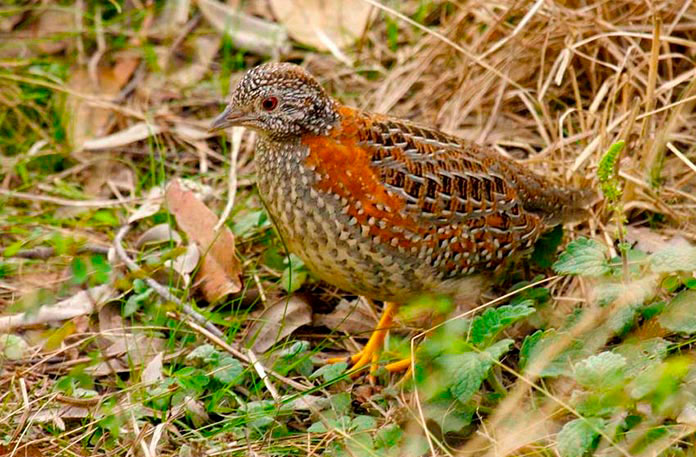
384, 357, 411, 373
326, 302, 399, 378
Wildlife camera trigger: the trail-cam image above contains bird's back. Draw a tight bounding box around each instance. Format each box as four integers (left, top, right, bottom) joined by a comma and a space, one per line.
255, 105, 591, 302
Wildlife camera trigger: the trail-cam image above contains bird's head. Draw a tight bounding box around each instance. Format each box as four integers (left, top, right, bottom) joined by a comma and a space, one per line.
210, 62, 339, 139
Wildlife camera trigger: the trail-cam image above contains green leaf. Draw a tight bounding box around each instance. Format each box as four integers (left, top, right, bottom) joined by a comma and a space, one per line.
186, 344, 217, 361
557, 418, 605, 457
0, 334, 29, 360
3, 239, 25, 257
422, 396, 474, 434
281, 255, 308, 293
519, 329, 586, 377
90, 254, 112, 284
629, 356, 691, 405
375, 424, 403, 449
329, 392, 352, 415
531, 225, 564, 269
442, 339, 513, 403
650, 242, 696, 273
574, 352, 627, 390
213, 355, 244, 384
351, 415, 377, 432
658, 289, 696, 334
124, 288, 153, 317
597, 140, 624, 202
71, 256, 88, 284
470, 303, 535, 347
308, 421, 327, 433
553, 238, 610, 277
310, 362, 348, 383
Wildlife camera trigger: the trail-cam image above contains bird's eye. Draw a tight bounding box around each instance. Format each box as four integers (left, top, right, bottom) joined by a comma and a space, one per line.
261, 96, 279, 111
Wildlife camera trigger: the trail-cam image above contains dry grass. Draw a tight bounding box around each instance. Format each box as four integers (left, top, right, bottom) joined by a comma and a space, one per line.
1, 0, 696, 456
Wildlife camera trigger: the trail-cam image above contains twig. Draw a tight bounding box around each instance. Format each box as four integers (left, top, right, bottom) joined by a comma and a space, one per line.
214, 126, 244, 231
181, 317, 311, 392
247, 349, 280, 400
0, 188, 148, 208
113, 224, 223, 338
667, 142, 696, 175
13, 244, 111, 260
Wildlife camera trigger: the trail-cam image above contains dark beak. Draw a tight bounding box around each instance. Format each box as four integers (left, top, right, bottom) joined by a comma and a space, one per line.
209, 105, 250, 132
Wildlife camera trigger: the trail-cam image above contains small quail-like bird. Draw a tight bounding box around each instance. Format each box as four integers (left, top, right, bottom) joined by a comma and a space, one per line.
211, 62, 592, 377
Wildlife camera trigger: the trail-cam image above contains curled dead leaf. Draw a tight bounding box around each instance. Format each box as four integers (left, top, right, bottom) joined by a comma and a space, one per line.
135, 223, 183, 247
82, 122, 163, 151
313, 298, 376, 335
0, 284, 116, 332
197, 0, 289, 56
165, 179, 242, 301
245, 295, 312, 353
269, 0, 372, 52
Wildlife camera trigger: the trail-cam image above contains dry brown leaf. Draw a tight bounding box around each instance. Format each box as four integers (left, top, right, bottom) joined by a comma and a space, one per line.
32, 9, 74, 54
82, 121, 163, 151
128, 186, 165, 224
196, 0, 289, 56
165, 179, 242, 301
313, 298, 376, 335
98, 302, 125, 338
244, 295, 312, 353
170, 34, 221, 87
89, 333, 166, 376
142, 351, 164, 384
66, 56, 139, 150
0, 284, 116, 332
269, 0, 371, 51
135, 223, 183, 247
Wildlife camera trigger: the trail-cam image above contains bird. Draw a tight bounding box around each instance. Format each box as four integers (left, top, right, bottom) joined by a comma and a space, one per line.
210, 62, 593, 379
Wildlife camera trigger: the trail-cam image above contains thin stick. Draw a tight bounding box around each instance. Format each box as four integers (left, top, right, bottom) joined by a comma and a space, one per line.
113, 224, 223, 338
0, 188, 149, 208
182, 318, 311, 392
247, 349, 280, 401
214, 126, 244, 231
667, 142, 696, 175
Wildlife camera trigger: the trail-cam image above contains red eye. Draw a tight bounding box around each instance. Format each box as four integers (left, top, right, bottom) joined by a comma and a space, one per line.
261, 96, 278, 111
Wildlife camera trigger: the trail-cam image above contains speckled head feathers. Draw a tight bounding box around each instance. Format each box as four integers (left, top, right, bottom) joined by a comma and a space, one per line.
211, 62, 340, 138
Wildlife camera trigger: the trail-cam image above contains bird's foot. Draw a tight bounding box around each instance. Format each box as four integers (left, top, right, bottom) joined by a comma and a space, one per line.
326, 302, 411, 381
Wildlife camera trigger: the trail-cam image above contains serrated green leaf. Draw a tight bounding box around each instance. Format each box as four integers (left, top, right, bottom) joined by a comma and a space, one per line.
650, 243, 696, 273
422, 396, 474, 434
519, 329, 586, 377
658, 289, 696, 334
553, 238, 610, 277
557, 418, 605, 457
470, 303, 535, 347
441, 339, 513, 403
310, 362, 348, 383
574, 352, 627, 390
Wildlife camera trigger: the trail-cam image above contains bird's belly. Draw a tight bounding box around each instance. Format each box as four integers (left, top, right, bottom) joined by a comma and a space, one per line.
258, 166, 441, 302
